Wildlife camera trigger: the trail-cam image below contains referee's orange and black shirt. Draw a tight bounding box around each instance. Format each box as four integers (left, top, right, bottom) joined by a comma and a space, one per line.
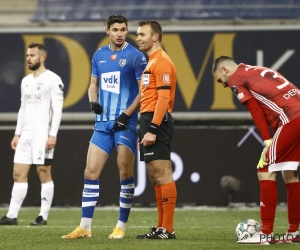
140, 48, 176, 126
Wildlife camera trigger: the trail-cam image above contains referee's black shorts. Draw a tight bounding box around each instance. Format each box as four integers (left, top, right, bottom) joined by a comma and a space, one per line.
139, 112, 174, 162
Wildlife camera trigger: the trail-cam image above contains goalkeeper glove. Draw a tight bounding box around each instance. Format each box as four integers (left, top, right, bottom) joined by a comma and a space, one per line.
89, 102, 103, 115
113, 112, 129, 131
257, 139, 272, 169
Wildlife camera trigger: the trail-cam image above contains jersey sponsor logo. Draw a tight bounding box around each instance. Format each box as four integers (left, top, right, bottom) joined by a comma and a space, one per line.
141, 56, 147, 62
237, 92, 244, 100
110, 54, 117, 60
162, 74, 170, 84
101, 71, 120, 94
142, 73, 150, 87
99, 60, 106, 63
118, 58, 127, 68
25, 94, 42, 104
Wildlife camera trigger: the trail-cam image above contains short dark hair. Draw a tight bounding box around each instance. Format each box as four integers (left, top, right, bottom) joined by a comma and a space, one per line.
211, 56, 234, 75
106, 14, 128, 29
138, 20, 163, 42
28, 43, 47, 55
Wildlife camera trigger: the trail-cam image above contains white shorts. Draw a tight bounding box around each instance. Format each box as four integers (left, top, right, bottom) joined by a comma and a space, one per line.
14, 138, 54, 165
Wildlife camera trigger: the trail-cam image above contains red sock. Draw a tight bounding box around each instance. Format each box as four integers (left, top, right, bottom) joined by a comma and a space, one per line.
155, 186, 163, 228
286, 182, 300, 232
161, 182, 177, 233
260, 180, 277, 234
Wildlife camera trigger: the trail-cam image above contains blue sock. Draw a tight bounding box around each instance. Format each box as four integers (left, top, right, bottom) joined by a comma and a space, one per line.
82, 179, 99, 218
119, 177, 135, 223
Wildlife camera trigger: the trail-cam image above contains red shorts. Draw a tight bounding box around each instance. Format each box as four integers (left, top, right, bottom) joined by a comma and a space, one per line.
259, 116, 300, 172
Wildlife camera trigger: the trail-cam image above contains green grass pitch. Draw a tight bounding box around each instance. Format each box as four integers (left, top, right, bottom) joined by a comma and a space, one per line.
0, 206, 298, 250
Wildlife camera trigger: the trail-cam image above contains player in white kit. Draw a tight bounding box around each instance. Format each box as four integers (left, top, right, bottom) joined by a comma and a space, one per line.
0, 43, 64, 226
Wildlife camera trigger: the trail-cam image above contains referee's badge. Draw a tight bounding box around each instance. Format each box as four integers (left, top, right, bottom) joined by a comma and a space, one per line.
163, 74, 170, 84
143, 73, 149, 87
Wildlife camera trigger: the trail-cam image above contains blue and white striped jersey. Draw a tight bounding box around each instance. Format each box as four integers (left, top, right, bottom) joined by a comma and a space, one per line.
91, 42, 147, 123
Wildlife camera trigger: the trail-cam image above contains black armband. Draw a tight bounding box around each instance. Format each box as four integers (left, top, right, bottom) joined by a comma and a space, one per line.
148, 122, 159, 135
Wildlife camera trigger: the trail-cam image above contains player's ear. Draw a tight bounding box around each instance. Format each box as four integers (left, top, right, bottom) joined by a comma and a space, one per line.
222, 66, 229, 74
105, 28, 109, 35
153, 33, 159, 42
41, 55, 47, 63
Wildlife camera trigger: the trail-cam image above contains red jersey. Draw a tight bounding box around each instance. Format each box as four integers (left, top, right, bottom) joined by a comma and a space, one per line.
229, 63, 300, 131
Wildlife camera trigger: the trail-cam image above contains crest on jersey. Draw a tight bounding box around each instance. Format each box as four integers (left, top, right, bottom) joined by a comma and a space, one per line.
118, 58, 127, 68
37, 82, 43, 91
110, 54, 117, 60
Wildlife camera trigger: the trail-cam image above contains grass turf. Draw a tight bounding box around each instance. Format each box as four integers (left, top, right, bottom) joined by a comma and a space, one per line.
0, 207, 298, 250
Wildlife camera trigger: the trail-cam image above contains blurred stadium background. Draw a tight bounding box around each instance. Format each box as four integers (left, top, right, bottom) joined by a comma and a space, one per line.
0, 0, 299, 208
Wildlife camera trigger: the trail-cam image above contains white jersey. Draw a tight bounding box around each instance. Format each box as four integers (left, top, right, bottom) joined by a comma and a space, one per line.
15, 70, 64, 140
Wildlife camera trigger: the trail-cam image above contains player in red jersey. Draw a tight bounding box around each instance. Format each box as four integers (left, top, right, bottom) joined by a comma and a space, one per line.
212, 56, 300, 244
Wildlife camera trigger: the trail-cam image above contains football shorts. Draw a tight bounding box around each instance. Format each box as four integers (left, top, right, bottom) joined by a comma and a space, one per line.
14, 138, 54, 165
90, 121, 138, 155
259, 116, 300, 172
139, 112, 174, 162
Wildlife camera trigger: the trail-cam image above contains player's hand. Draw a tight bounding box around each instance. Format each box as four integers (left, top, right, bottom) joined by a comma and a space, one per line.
46, 136, 57, 149
11, 134, 20, 150
113, 112, 129, 131
141, 132, 156, 146
89, 102, 103, 115
257, 139, 272, 169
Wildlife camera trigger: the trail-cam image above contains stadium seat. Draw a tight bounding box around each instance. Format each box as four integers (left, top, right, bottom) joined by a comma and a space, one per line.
31, 0, 300, 22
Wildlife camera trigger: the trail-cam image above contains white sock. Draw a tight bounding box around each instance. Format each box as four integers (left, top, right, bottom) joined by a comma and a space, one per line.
116, 220, 126, 231
80, 218, 93, 230
7, 182, 28, 219
39, 181, 54, 221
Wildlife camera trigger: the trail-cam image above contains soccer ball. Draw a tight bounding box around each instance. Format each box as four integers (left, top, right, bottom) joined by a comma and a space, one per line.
235, 219, 261, 240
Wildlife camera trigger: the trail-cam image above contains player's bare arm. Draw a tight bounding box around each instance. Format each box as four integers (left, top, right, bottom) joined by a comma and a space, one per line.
88, 76, 99, 102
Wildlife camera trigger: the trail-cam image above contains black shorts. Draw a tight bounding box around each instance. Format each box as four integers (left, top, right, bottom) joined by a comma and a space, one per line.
139, 112, 174, 162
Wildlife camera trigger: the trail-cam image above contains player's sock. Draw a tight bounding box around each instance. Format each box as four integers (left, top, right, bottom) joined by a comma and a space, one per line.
39, 181, 54, 221
117, 177, 135, 231
286, 182, 300, 232
7, 182, 28, 219
161, 181, 177, 233
155, 185, 163, 228
259, 180, 277, 234
80, 179, 99, 230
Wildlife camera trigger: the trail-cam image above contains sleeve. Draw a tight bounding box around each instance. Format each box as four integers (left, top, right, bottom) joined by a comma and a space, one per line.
229, 74, 253, 104
15, 82, 25, 135
49, 77, 64, 137
15, 102, 25, 135
151, 60, 172, 126
244, 97, 272, 141
134, 52, 147, 80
